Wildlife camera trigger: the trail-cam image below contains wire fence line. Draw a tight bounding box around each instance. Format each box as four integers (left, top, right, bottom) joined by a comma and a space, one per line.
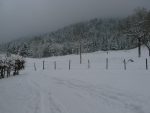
26, 57, 150, 71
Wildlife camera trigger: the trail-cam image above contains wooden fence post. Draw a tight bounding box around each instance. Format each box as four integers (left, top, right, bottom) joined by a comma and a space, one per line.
88, 59, 90, 69
34, 62, 37, 71
69, 60, 71, 70
123, 59, 126, 70
146, 58, 148, 70
54, 61, 56, 70
106, 58, 108, 70
43, 61, 45, 70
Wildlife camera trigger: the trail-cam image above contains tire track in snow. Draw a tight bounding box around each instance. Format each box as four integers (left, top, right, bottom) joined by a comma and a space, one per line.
52, 77, 147, 113
28, 79, 66, 113
15, 76, 42, 113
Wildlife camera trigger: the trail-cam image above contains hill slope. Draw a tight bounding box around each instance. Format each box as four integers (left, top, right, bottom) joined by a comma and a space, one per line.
1, 18, 137, 57
0, 47, 150, 113
1, 8, 150, 58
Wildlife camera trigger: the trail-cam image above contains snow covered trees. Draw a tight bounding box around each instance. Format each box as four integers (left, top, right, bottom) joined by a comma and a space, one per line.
125, 8, 150, 57
0, 8, 149, 58
0, 55, 25, 79
143, 12, 150, 56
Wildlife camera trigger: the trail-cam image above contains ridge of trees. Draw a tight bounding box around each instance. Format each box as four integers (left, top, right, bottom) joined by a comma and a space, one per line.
1, 7, 150, 58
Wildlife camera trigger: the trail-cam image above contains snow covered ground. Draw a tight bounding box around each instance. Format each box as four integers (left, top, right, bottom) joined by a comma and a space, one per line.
0, 47, 150, 113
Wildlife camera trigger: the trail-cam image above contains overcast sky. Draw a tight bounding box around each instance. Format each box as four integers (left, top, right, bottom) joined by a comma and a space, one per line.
0, 0, 150, 43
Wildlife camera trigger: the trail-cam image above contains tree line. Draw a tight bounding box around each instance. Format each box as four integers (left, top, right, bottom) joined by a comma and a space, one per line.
0, 7, 150, 58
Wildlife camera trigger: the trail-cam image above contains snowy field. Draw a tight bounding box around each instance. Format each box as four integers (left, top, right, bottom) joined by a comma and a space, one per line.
0, 47, 150, 113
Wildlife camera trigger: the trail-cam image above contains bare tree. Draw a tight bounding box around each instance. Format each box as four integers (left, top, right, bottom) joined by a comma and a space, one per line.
143, 12, 150, 56
144, 39, 150, 56
127, 23, 145, 57
126, 8, 148, 57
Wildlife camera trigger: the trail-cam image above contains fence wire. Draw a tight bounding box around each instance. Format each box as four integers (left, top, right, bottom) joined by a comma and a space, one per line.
26, 57, 150, 71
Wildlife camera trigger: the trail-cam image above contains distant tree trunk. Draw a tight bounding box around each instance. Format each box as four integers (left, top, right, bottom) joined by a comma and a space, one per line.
7, 66, 11, 77
3, 66, 6, 77
138, 38, 141, 58
144, 42, 150, 57
77, 48, 79, 55
1, 67, 4, 78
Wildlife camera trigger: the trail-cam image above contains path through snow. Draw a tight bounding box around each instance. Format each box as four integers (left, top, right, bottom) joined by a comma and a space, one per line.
0, 48, 150, 113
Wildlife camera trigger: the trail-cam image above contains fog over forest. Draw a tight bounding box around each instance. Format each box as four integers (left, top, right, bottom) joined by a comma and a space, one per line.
0, 0, 150, 43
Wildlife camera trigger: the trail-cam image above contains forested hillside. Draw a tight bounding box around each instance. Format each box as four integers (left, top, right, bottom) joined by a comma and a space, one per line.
1, 8, 150, 58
